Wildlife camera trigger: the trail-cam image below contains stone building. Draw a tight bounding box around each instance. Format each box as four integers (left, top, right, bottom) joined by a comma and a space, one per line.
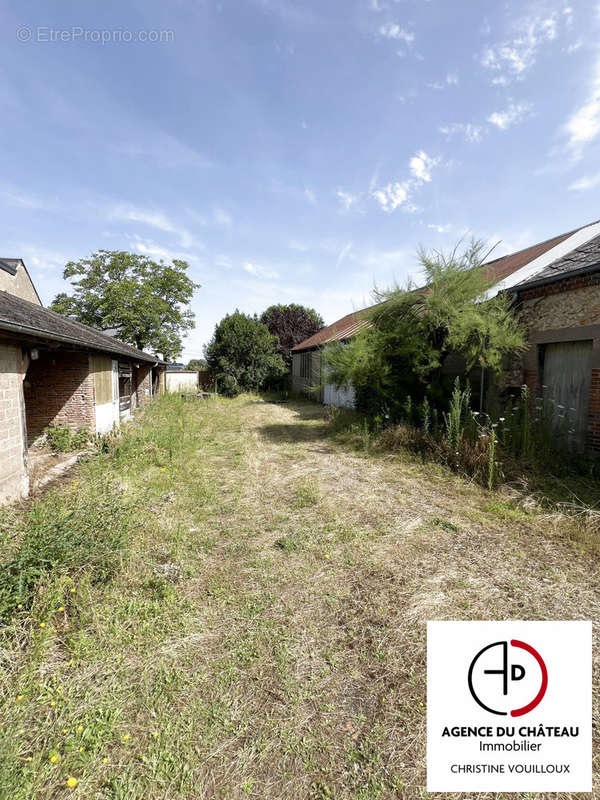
0, 257, 166, 504
291, 220, 600, 452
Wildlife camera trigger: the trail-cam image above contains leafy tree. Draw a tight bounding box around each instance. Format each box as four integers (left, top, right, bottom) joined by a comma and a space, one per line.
204, 311, 286, 396
259, 304, 324, 366
326, 240, 525, 419
186, 358, 208, 371
50, 250, 198, 361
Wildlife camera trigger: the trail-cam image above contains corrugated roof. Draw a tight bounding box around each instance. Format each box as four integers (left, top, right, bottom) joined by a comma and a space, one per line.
0, 290, 164, 364
292, 221, 597, 352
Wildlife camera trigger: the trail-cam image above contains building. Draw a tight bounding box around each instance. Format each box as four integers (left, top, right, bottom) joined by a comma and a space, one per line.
291, 220, 600, 451
0, 258, 166, 504
165, 369, 199, 393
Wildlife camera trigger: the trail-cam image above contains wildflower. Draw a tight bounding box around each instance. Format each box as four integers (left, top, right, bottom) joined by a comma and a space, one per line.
66, 777, 78, 788
499, 417, 505, 422
70, 588, 76, 594
79, 747, 84, 753
18, 729, 24, 736
17, 604, 23, 609
39, 622, 46, 628
58, 606, 65, 612
160, 467, 166, 473
25, 756, 32, 762
16, 695, 23, 703
49, 753, 61, 764
62, 729, 69, 734
152, 731, 159, 739
50, 701, 56, 707
76, 725, 83, 733
102, 757, 108, 763
123, 733, 130, 741
324, 554, 331, 560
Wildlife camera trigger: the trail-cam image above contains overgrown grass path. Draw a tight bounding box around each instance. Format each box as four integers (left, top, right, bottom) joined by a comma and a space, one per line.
1, 395, 598, 799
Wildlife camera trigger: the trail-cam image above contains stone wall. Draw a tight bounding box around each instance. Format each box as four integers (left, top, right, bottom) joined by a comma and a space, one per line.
0, 343, 28, 503
135, 364, 153, 406
515, 276, 600, 452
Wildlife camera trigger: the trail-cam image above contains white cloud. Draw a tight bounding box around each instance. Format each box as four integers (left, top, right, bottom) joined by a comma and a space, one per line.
336, 189, 360, 210
565, 39, 583, 54
109, 204, 199, 249
379, 23, 414, 44
409, 150, 438, 182
439, 122, 486, 143
479, 13, 561, 84
372, 181, 410, 212
336, 241, 353, 267
563, 56, 600, 151
304, 187, 317, 204
428, 72, 459, 89
242, 262, 279, 279
214, 208, 232, 226
371, 150, 440, 213
487, 101, 532, 130
428, 223, 452, 233
568, 171, 600, 191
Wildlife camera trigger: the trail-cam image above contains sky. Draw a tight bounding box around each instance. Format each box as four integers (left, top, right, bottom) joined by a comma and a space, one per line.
1, 0, 599, 361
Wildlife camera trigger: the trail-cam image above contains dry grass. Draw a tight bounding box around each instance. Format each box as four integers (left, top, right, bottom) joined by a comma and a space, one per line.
0, 394, 598, 799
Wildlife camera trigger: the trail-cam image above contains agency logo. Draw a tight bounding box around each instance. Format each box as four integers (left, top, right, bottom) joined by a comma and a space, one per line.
468, 639, 548, 717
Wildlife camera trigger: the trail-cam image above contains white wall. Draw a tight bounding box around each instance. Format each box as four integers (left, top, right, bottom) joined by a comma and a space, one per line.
323, 382, 355, 409
166, 371, 198, 393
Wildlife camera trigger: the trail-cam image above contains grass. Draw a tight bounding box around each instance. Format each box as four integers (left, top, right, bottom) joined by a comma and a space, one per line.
0, 393, 598, 799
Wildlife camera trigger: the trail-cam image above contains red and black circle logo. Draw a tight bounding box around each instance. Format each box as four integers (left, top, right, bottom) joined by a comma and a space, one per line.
468, 640, 548, 717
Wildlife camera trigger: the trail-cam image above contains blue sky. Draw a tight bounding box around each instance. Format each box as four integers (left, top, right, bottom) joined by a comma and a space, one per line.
1, 0, 599, 359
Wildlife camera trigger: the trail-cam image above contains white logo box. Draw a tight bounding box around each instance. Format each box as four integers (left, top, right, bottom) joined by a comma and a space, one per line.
427, 620, 592, 793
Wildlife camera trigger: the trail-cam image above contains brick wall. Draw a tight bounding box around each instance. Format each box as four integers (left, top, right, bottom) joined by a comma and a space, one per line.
0, 343, 28, 503
23, 350, 95, 443
134, 364, 153, 407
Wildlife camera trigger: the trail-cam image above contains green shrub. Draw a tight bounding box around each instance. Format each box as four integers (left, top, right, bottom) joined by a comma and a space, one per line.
44, 424, 89, 453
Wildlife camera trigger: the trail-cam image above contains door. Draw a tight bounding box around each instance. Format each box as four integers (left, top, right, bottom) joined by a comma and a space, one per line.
111, 359, 120, 428
542, 341, 592, 452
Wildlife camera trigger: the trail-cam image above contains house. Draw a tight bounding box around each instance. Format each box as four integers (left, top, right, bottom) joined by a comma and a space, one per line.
0, 258, 166, 504
291, 220, 600, 452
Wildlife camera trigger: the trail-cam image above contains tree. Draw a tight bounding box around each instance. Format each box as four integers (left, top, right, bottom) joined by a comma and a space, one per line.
259, 304, 324, 367
50, 250, 198, 361
326, 240, 525, 419
204, 311, 286, 396
186, 358, 208, 371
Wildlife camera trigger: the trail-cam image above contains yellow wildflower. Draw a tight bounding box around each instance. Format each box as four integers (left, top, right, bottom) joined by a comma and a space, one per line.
50, 701, 56, 707
66, 777, 78, 788
62, 728, 69, 734
79, 747, 84, 753
17, 604, 23, 609
152, 731, 159, 739
76, 725, 83, 733
39, 622, 46, 628
25, 757, 32, 762
49, 753, 60, 764
18, 729, 24, 736
16, 695, 23, 702
70, 588, 76, 594
123, 733, 130, 741
58, 606, 65, 612
102, 757, 108, 764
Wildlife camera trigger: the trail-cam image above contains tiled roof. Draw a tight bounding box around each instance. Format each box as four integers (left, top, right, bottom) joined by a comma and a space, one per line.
0, 290, 164, 364
292, 221, 597, 352
512, 232, 600, 289
291, 306, 374, 351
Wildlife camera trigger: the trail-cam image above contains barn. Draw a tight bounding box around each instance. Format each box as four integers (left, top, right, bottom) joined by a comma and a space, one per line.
0, 257, 166, 504
291, 220, 600, 453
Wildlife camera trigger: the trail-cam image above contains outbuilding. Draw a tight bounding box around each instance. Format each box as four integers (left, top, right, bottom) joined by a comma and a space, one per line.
0, 257, 166, 504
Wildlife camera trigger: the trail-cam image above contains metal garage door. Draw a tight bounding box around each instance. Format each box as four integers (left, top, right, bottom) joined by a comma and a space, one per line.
542, 341, 592, 452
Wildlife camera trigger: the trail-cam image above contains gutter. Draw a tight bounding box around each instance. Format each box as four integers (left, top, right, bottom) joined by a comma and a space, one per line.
509, 261, 600, 294
0, 318, 164, 364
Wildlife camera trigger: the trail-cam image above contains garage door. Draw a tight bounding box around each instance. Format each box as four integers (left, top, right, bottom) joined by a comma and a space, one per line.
542, 341, 592, 452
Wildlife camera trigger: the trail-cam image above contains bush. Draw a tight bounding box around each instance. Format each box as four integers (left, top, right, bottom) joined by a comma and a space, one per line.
44, 424, 90, 453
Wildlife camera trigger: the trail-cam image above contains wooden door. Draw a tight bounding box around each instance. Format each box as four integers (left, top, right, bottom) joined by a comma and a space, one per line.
542, 341, 592, 452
